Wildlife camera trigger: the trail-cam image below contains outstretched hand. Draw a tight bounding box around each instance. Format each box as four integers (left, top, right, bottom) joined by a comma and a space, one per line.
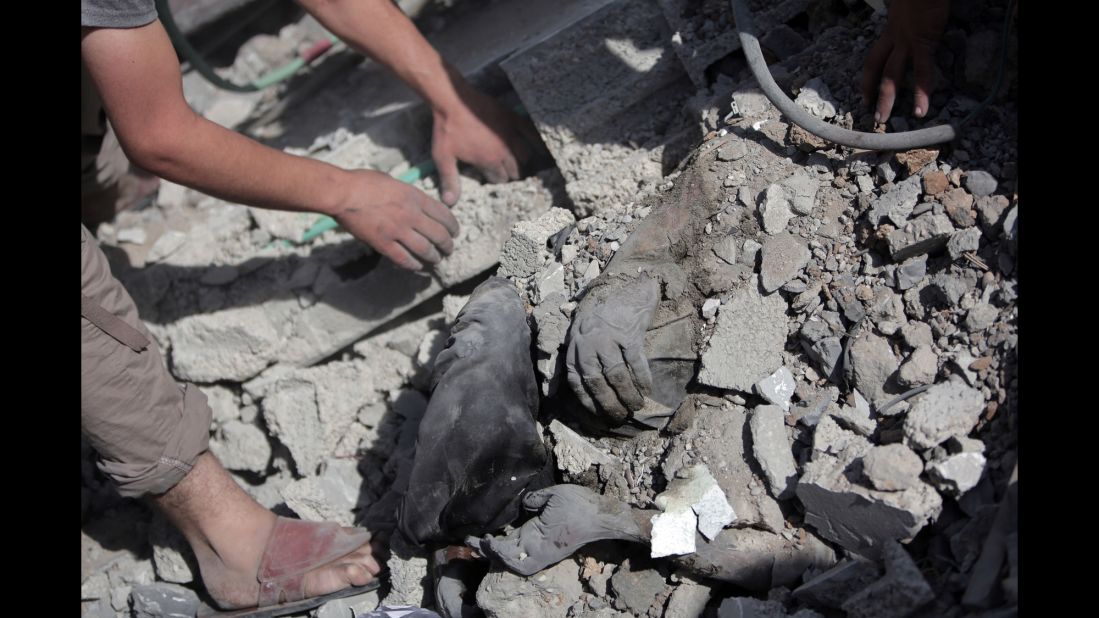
861, 0, 950, 123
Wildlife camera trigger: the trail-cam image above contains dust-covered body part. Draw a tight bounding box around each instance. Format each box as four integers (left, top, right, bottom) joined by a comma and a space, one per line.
398, 277, 551, 547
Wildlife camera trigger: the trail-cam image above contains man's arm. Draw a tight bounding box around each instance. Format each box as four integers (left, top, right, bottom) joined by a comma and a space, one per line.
296, 0, 539, 205
81, 20, 458, 270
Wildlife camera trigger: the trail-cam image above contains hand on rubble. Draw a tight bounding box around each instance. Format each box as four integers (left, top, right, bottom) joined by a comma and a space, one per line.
565, 276, 661, 424
430, 69, 543, 206
466, 485, 646, 576
861, 0, 950, 123
330, 170, 460, 271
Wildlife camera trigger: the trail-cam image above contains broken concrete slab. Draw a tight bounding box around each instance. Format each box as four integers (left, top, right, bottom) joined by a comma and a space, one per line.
477, 559, 584, 618
699, 277, 788, 392
862, 444, 924, 492
498, 207, 576, 278
903, 379, 986, 450
129, 582, 200, 618
209, 420, 271, 474
754, 366, 796, 411
760, 184, 795, 234
761, 233, 811, 293
927, 452, 986, 496
717, 596, 788, 618
897, 345, 938, 388
947, 227, 982, 260
550, 419, 615, 476
869, 176, 922, 227
798, 418, 942, 559
750, 404, 798, 499
148, 515, 197, 585
840, 540, 934, 618
783, 170, 820, 215
847, 332, 900, 406
664, 576, 712, 618
887, 213, 955, 262
611, 559, 667, 615
280, 467, 360, 526
792, 558, 882, 610
169, 305, 281, 382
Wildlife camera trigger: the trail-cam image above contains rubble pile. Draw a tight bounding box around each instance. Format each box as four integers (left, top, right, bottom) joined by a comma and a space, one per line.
81, 0, 1017, 616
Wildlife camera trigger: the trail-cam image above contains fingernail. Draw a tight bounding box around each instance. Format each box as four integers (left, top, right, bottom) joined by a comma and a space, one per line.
874, 112, 882, 124
443, 192, 455, 204
915, 106, 924, 117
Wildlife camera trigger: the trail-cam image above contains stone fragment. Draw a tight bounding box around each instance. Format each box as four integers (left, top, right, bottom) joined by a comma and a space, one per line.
964, 170, 997, 197
903, 379, 986, 449
840, 540, 934, 618
927, 452, 986, 496
862, 444, 923, 492
549, 419, 614, 476
699, 278, 788, 391
209, 420, 271, 474
754, 367, 796, 411
759, 184, 794, 234
887, 214, 955, 261
760, 233, 811, 293
750, 404, 798, 499
498, 207, 576, 278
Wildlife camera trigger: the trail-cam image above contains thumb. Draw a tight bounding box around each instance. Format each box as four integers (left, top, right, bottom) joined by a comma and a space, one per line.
522, 487, 553, 511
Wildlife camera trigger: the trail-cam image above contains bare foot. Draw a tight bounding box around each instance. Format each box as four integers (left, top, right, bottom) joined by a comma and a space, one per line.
152, 453, 382, 609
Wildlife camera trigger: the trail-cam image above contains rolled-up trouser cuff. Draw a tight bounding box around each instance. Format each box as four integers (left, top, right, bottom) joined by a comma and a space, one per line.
97, 384, 212, 497
82, 224, 211, 498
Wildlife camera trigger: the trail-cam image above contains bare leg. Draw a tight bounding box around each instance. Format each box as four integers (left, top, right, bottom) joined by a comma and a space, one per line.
152, 452, 382, 609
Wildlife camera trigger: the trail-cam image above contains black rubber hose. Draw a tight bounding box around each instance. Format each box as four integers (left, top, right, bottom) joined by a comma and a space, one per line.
155, 0, 261, 92
729, 0, 957, 150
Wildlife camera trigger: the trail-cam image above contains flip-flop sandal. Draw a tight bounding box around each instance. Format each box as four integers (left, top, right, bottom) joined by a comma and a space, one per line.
196, 517, 386, 618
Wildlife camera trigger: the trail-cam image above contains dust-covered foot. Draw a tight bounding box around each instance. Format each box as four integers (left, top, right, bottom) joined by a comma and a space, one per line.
153, 453, 382, 609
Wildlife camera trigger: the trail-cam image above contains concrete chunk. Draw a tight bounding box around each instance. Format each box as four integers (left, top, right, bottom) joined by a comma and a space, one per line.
699, 278, 788, 391
750, 404, 798, 499
759, 184, 795, 234
169, 306, 280, 382
903, 379, 986, 450
760, 233, 811, 293
754, 366, 796, 410
499, 207, 576, 278
209, 420, 271, 474
792, 558, 882, 609
887, 213, 955, 261
783, 170, 820, 215
927, 452, 986, 496
840, 540, 934, 618
549, 419, 614, 476
862, 444, 923, 492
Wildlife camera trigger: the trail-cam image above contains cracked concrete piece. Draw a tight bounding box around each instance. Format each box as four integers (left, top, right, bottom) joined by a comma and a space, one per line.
209, 420, 271, 474
894, 255, 927, 290
903, 379, 986, 450
717, 596, 788, 618
652, 464, 736, 554
783, 170, 820, 215
965, 302, 998, 331
897, 344, 937, 387
754, 366, 796, 410
262, 378, 326, 476
798, 418, 942, 559
862, 444, 923, 492
550, 419, 614, 476
887, 213, 955, 261
760, 184, 795, 234
750, 404, 798, 499
869, 176, 922, 227
477, 559, 583, 618
651, 507, 698, 557
533, 262, 566, 304
699, 278, 788, 391
611, 560, 666, 615
280, 468, 360, 526
499, 207, 576, 278
840, 540, 934, 618
712, 235, 739, 265
792, 558, 882, 609
795, 78, 838, 120
149, 515, 197, 585
927, 452, 986, 496
947, 227, 981, 260
146, 230, 188, 263
664, 576, 712, 618
663, 406, 779, 531
760, 233, 811, 293
129, 583, 200, 618
169, 306, 280, 382
848, 333, 900, 406
831, 390, 876, 437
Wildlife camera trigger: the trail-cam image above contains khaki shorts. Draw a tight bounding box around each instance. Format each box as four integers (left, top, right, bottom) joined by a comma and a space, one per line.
81, 224, 211, 497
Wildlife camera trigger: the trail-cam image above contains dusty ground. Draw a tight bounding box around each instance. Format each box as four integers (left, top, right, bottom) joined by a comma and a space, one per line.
81, 0, 1018, 616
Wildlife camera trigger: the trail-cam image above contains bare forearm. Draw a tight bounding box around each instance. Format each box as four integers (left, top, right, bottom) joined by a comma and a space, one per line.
297, 0, 464, 113
136, 109, 346, 216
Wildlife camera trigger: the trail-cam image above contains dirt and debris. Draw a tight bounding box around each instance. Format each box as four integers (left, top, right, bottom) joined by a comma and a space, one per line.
82, 0, 1017, 616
